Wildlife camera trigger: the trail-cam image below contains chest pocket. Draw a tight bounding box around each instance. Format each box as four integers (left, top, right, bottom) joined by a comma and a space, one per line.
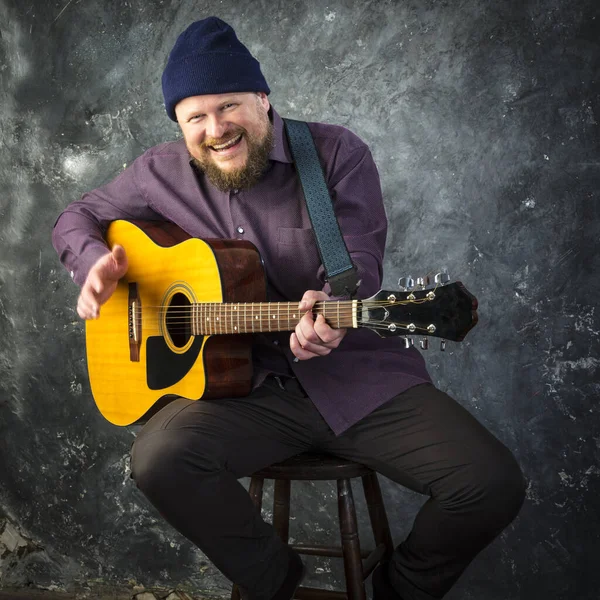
275, 227, 322, 298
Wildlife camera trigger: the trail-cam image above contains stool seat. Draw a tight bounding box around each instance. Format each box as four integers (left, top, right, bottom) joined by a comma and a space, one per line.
253, 452, 373, 480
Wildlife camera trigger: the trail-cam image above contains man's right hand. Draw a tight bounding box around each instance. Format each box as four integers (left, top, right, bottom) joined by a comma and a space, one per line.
77, 245, 128, 320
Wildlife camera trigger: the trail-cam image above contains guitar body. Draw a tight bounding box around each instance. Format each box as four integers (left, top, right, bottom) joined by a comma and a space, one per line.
85, 220, 266, 426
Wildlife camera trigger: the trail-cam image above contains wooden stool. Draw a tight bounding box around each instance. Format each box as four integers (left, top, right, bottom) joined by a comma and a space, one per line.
231, 452, 394, 600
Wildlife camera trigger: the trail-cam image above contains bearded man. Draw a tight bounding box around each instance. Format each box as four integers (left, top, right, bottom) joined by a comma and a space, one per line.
52, 16, 525, 600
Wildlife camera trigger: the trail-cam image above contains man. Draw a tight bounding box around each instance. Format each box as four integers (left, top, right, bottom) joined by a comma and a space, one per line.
52, 17, 526, 600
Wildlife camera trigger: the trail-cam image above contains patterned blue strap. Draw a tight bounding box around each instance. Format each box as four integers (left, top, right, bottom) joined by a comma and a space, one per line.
283, 118, 360, 297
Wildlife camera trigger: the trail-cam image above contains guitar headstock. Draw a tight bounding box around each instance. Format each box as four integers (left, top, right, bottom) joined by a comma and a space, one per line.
361, 274, 478, 347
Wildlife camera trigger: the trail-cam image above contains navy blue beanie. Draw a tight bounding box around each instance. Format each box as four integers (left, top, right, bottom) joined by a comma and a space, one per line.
162, 17, 270, 121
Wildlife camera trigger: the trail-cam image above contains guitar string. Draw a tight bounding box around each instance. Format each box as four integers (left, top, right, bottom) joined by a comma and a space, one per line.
139, 299, 432, 309
122, 296, 440, 334
129, 322, 432, 335
130, 314, 431, 333
124, 299, 438, 334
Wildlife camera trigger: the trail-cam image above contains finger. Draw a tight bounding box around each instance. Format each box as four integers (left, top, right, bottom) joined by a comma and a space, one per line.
87, 271, 106, 296
77, 294, 99, 320
111, 244, 129, 275
298, 290, 328, 312
296, 311, 324, 347
78, 278, 103, 317
294, 322, 331, 357
313, 314, 346, 346
290, 332, 323, 361
297, 313, 341, 348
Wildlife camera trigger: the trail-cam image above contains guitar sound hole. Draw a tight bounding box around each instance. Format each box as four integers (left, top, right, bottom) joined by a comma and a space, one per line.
166, 293, 192, 348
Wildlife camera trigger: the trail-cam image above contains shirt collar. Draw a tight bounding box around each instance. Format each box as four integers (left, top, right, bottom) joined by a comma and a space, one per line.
269, 107, 294, 164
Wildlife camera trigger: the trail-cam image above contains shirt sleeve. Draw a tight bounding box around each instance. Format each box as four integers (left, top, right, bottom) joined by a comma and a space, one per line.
52, 157, 163, 286
316, 135, 387, 301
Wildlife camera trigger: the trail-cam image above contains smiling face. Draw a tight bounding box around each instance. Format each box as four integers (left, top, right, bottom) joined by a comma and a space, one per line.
175, 91, 273, 191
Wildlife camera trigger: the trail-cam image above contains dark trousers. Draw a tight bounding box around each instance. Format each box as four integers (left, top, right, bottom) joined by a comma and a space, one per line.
130, 378, 526, 600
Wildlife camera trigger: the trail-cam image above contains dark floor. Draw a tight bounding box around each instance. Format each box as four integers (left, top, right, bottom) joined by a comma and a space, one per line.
0, 591, 136, 600
0, 590, 207, 600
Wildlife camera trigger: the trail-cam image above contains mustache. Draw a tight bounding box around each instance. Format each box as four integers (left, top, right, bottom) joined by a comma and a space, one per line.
202, 128, 245, 149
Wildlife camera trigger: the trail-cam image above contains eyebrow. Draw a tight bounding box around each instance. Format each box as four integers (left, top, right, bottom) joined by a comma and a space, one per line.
185, 97, 240, 118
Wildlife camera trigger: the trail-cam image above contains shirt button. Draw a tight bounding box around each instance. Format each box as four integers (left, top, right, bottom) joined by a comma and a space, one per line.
233, 189, 239, 194
273, 340, 279, 345
293, 357, 299, 363
236, 226, 244, 234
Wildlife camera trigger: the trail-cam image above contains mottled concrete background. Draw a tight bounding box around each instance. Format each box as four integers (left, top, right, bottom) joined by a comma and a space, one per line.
0, 0, 598, 599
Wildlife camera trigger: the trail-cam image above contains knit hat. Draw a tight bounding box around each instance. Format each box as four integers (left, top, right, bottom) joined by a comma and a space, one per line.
161, 17, 271, 121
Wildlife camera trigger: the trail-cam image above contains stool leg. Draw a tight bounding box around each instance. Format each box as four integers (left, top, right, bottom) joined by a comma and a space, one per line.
362, 472, 394, 561
249, 476, 265, 512
273, 479, 291, 543
231, 477, 265, 600
337, 478, 367, 600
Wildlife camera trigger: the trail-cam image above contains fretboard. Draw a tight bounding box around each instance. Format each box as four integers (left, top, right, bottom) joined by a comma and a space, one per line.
191, 300, 358, 335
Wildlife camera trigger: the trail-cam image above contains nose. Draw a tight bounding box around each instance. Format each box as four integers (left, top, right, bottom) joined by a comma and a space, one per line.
205, 114, 227, 141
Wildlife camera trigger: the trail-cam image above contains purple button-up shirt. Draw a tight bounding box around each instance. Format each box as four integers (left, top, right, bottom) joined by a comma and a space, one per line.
52, 108, 431, 435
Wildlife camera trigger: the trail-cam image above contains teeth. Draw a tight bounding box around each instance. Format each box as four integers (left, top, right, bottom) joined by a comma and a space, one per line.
212, 134, 242, 150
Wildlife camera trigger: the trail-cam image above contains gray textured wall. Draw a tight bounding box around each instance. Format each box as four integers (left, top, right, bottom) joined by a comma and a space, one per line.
0, 0, 599, 599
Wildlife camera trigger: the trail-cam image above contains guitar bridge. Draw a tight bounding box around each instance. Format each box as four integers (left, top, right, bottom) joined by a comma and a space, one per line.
128, 282, 142, 362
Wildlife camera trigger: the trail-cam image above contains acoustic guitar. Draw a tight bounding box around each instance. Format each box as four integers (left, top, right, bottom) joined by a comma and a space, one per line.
85, 220, 478, 426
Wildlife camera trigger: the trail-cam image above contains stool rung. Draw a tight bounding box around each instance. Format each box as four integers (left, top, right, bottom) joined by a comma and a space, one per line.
291, 543, 371, 559
295, 585, 347, 600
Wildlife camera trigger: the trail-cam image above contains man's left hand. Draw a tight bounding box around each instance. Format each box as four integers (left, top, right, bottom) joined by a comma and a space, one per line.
290, 290, 347, 360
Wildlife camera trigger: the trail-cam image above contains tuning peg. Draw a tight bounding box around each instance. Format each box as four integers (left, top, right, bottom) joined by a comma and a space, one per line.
416, 277, 426, 289
404, 337, 414, 349
434, 272, 450, 286
420, 338, 429, 350
398, 277, 414, 291
440, 339, 446, 351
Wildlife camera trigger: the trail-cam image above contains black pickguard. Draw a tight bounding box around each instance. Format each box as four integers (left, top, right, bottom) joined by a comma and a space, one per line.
146, 335, 204, 390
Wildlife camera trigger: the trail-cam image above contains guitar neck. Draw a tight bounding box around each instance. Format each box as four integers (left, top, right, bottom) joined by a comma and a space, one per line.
191, 300, 359, 335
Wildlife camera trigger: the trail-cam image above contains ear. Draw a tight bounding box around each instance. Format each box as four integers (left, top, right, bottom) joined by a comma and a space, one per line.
256, 92, 270, 112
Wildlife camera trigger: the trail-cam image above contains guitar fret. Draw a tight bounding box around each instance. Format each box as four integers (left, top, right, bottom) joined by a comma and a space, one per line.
193, 300, 359, 335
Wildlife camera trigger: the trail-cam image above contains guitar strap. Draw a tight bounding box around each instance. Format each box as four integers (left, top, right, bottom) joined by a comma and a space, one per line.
283, 118, 360, 298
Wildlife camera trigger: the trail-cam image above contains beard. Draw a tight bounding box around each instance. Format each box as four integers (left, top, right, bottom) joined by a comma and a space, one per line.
191, 114, 274, 193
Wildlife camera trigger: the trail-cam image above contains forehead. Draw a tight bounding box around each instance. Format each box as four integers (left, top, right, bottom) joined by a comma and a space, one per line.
176, 92, 256, 116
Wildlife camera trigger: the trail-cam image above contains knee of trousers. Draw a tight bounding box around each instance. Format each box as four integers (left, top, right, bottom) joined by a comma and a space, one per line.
444, 445, 527, 528
130, 429, 222, 498
479, 447, 526, 527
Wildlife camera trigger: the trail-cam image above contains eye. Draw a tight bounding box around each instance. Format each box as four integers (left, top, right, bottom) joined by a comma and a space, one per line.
221, 103, 237, 111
